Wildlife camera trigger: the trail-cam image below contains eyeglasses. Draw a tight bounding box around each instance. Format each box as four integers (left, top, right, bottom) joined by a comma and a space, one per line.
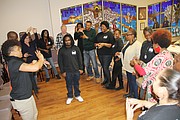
126, 34, 133, 36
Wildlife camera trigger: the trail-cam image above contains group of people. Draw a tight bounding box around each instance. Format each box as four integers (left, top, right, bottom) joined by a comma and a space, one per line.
1, 20, 180, 120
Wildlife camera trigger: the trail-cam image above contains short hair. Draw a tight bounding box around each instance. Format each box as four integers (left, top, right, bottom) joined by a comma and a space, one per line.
77, 22, 83, 28
152, 29, 172, 48
1, 40, 21, 61
157, 68, 180, 105
86, 21, 92, 24
7, 31, 18, 40
100, 21, 109, 29
114, 29, 121, 34
61, 24, 67, 29
128, 28, 137, 38
143, 27, 153, 35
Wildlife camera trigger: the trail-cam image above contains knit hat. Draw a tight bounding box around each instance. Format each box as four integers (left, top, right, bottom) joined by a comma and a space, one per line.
100, 21, 109, 29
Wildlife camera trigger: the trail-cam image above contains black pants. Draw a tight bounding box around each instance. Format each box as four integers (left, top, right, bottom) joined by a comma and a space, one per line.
110, 60, 123, 88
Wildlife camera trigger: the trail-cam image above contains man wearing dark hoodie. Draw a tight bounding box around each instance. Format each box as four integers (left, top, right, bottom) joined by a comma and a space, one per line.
58, 34, 84, 105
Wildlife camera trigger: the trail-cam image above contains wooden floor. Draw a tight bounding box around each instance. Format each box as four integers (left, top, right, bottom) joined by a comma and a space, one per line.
13, 74, 141, 120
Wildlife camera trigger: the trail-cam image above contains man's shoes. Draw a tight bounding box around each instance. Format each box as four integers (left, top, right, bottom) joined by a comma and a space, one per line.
106, 85, 115, 90
95, 78, 101, 83
75, 96, 84, 102
123, 93, 132, 98
115, 86, 124, 90
46, 78, 50, 83
66, 98, 73, 105
56, 74, 61, 79
101, 81, 108, 86
86, 76, 94, 81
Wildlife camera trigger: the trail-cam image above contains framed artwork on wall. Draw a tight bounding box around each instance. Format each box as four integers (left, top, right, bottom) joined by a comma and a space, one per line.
140, 22, 145, 30
138, 7, 146, 20
61, 5, 83, 24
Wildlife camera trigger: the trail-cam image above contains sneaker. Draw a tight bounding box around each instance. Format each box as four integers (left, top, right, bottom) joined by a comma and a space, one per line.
66, 98, 73, 105
95, 78, 101, 83
75, 96, 84, 102
86, 76, 94, 81
56, 74, 61, 79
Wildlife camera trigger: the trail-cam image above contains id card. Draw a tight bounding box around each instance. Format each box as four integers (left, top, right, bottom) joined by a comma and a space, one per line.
72, 50, 76, 55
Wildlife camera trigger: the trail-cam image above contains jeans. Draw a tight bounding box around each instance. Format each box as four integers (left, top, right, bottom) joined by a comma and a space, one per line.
30, 72, 38, 94
98, 55, 112, 84
83, 49, 100, 78
44, 57, 58, 78
126, 71, 138, 98
65, 72, 81, 98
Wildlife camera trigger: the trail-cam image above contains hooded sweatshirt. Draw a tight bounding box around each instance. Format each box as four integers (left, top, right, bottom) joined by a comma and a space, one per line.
58, 36, 83, 73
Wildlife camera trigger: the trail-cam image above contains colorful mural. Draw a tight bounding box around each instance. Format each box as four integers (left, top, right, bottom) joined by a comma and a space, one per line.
121, 4, 137, 33
61, 5, 82, 24
148, 3, 160, 29
103, 1, 121, 33
83, 0, 103, 33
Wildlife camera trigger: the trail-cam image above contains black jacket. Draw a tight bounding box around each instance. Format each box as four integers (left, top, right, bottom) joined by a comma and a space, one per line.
58, 37, 83, 73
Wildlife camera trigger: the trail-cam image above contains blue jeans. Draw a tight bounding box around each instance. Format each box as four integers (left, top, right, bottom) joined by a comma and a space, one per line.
83, 49, 100, 78
65, 72, 81, 98
126, 71, 138, 98
98, 55, 112, 83
44, 57, 58, 78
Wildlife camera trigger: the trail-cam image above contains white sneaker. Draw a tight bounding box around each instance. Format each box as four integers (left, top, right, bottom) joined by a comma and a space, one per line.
75, 96, 84, 102
66, 98, 73, 105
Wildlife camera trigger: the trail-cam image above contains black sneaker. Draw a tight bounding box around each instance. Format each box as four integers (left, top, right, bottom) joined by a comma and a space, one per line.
105, 85, 115, 90
115, 86, 124, 90
46, 78, 50, 83
56, 75, 61, 79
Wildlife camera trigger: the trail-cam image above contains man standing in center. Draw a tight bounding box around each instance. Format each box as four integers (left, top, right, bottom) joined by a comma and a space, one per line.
81, 21, 101, 83
58, 34, 84, 105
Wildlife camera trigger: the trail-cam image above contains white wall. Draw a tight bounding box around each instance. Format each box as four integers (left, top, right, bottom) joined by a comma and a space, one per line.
0, 0, 52, 45
0, 0, 165, 45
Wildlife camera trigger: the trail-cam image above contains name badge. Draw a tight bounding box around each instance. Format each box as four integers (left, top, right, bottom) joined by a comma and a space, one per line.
149, 48, 153, 52
72, 50, 76, 55
103, 35, 108, 39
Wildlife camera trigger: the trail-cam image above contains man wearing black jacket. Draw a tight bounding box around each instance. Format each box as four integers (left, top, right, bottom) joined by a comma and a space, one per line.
58, 34, 84, 105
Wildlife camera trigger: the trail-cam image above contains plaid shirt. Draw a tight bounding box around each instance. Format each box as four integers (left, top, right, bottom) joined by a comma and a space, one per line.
56, 32, 70, 50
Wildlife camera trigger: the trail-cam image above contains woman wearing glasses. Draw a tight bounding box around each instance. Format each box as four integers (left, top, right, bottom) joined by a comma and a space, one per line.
120, 28, 142, 98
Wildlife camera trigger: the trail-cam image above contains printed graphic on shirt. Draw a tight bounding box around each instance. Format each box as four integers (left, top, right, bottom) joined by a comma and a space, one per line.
103, 35, 108, 39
